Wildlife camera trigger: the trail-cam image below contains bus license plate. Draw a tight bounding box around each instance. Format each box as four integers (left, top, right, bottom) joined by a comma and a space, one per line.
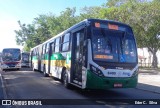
114, 83, 122, 88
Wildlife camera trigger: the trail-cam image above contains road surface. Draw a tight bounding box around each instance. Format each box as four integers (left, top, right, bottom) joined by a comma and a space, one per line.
0, 68, 160, 108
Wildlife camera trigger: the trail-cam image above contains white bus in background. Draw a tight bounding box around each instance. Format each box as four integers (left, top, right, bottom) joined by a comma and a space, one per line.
1, 48, 21, 70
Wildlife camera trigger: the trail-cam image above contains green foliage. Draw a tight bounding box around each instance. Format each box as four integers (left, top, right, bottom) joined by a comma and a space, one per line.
15, 15, 52, 51
47, 8, 78, 36
80, 6, 102, 19
15, 21, 36, 50
33, 15, 52, 44
15, 21, 28, 46
15, 7, 88, 51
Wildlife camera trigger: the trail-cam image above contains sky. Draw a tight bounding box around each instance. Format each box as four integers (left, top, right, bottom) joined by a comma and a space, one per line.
0, 0, 107, 52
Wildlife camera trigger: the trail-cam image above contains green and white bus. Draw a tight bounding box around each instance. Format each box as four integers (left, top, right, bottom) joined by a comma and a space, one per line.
31, 19, 138, 89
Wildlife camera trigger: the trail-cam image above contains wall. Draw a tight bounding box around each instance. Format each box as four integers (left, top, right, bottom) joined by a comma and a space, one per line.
138, 48, 160, 67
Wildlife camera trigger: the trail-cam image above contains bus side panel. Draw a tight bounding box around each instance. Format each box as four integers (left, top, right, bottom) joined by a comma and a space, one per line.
32, 55, 38, 70
50, 52, 71, 79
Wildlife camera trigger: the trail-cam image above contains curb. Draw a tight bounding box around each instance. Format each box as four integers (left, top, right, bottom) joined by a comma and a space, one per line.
0, 73, 7, 99
0, 73, 11, 108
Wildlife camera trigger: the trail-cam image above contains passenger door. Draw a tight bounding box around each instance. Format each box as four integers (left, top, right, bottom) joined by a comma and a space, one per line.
71, 29, 84, 86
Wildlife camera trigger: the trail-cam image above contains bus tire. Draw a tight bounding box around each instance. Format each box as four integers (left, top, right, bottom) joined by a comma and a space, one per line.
43, 66, 48, 77
62, 70, 70, 88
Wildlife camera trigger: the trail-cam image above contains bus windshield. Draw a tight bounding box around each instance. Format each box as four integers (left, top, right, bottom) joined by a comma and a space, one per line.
91, 28, 137, 63
22, 53, 29, 62
2, 49, 21, 61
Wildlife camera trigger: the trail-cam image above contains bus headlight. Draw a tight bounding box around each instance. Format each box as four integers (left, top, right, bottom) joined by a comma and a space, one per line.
90, 64, 104, 77
132, 68, 139, 77
1, 64, 8, 68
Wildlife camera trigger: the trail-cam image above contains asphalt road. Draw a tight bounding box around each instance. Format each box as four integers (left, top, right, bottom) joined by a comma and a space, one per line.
0, 68, 160, 108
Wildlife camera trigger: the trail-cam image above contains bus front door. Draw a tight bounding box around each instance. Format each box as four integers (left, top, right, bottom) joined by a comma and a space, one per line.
71, 29, 84, 86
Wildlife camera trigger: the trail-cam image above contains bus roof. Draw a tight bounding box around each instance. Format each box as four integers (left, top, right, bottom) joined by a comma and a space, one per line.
32, 18, 133, 50
65, 18, 132, 32
87, 18, 131, 27
30, 43, 42, 51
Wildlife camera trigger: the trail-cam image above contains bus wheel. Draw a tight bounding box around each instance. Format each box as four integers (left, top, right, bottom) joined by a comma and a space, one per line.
43, 66, 48, 77
62, 70, 70, 88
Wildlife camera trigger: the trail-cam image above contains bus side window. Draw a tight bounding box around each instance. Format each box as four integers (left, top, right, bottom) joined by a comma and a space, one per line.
51, 40, 55, 54
39, 45, 42, 57
46, 43, 49, 53
62, 33, 70, 52
42, 44, 45, 54
34, 49, 36, 56
37, 48, 39, 56
44, 44, 46, 54
34, 50, 36, 56
55, 37, 60, 53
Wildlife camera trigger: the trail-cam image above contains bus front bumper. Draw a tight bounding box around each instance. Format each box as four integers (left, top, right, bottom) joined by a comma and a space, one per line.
1, 64, 21, 70
86, 70, 138, 90
21, 63, 29, 67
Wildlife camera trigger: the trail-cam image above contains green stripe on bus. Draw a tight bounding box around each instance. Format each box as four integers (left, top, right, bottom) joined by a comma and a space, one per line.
50, 53, 65, 60
42, 53, 71, 61
32, 53, 71, 67
32, 56, 38, 60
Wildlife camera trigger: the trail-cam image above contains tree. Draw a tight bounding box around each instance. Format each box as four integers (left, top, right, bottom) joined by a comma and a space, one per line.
15, 21, 36, 51
33, 15, 52, 44
79, 6, 102, 20
15, 21, 28, 46
146, 14, 160, 68
132, 1, 160, 68
15, 8, 78, 51
15, 15, 52, 51
100, 0, 160, 68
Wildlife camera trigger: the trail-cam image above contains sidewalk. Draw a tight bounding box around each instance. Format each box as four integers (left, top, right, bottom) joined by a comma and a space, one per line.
137, 69, 160, 93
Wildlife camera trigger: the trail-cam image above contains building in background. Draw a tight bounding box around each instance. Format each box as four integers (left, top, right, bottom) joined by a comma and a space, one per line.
138, 48, 160, 67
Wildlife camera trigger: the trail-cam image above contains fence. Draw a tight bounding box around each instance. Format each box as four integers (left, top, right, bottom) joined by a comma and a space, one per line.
138, 62, 152, 68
